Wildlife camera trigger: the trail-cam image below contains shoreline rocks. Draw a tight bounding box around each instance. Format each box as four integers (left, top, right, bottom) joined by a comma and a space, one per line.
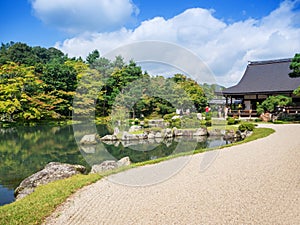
80, 134, 100, 145
90, 156, 131, 173
15, 162, 86, 200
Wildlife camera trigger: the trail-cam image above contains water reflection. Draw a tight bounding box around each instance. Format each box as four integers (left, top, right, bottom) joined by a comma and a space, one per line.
0, 124, 234, 206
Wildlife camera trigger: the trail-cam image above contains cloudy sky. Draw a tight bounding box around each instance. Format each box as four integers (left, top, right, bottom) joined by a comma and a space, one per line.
1, 0, 300, 86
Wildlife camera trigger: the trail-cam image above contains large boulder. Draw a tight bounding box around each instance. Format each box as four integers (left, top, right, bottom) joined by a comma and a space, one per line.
90, 160, 118, 173
260, 112, 272, 122
121, 132, 139, 141
223, 129, 236, 140
80, 134, 99, 145
147, 133, 155, 139
136, 133, 148, 140
172, 127, 183, 136
208, 129, 224, 136
163, 128, 173, 138
15, 162, 86, 200
181, 130, 194, 136
193, 127, 208, 136
90, 157, 131, 173
117, 156, 131, 167
155, 132, 163, 139
129, 125, 142, 133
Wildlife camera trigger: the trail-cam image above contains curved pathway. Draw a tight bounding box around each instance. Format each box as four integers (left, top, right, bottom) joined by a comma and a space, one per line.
44, 124, 300, 224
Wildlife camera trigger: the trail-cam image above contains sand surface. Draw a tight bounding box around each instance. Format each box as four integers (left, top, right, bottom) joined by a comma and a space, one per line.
44, 124, 300, 225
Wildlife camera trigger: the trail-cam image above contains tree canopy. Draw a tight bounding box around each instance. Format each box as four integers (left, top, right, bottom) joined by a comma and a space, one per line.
256, 95, 292, 115
289, 53, 300, 96
0, 43, 210, 123
289, 53, 300, 78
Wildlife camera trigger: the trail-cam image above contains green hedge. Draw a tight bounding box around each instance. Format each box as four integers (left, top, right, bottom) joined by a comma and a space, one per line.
227, 117, 240, 125
238, 122, 255, 132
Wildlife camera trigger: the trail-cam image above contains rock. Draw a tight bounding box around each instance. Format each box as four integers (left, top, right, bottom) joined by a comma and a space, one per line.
181, 130, 194, 136
90, 157, 131, 173
172, 127, 177, 136
148, 133, 155, 139
80, 134, 99, 145
101, 140, 118, 145
91, 160, 118, 173
235, 130, 243, 139
173, 128, 183, 136
121, 132, 139, 141
236, 130, 253, 140
208, 129, 224, 136
260, 112, 272, 122
193, 127, 208, 136
163, 128, 173, 138
100, 135, 118, 141
129, 125, 142, 133
136, 133, 148, 140
113, 127, 120, 135
155, 132, 162, 139
223, 130, 236, 140
15, 162, 86, 200
117, 156, 131, 167
148, 119, 165, 128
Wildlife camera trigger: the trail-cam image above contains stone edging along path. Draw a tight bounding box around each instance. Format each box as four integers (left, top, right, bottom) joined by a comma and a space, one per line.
44, 124, 300, 225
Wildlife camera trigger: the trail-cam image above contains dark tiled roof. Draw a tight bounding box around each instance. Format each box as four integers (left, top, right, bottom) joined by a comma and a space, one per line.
222, 58, 300, 95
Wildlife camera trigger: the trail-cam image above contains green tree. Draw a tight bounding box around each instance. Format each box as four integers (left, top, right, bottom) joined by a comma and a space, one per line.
170, 74, 207, 112
0, 42, 67, 66
42, 60, 77, 92
0, 62, 60, 121
73, 68, 104, 119
96, 60, 144, 116
289, 53, 300, 96
86, 50, 100, 65
289, 53, 300, 78
256, 95, 292, 115
5, 42, 38, 66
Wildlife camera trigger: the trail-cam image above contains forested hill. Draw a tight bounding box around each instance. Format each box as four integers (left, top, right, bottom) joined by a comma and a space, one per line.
0, 42, 221, 123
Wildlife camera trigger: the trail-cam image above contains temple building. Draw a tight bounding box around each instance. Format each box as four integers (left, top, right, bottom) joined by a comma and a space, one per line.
219, 58, 300, 116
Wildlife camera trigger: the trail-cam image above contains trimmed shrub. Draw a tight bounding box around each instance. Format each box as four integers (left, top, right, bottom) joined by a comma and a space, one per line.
171, 118, 181, 128
227, 117, 240, 125
238, 122, 255, 132
163, 113, 177, 121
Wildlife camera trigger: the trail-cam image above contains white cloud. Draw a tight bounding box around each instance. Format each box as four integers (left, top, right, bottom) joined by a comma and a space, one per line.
30, 0, 138, 33
55, 0, 300, 87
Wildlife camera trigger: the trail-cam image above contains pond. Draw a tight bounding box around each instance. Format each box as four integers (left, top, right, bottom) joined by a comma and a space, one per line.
0, 124, 235, 206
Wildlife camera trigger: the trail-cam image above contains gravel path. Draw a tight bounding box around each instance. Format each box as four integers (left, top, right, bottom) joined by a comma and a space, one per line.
44, 124, 300, 225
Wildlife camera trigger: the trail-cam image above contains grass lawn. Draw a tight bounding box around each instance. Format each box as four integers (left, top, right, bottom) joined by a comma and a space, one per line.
0, 127, 275, 225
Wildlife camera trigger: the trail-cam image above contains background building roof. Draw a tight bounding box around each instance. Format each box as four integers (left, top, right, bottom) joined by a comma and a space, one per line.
222, 58, 300, 95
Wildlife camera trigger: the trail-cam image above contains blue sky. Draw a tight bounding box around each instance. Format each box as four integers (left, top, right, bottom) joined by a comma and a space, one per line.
1, 0, 300, 86
0, 0, 289, 46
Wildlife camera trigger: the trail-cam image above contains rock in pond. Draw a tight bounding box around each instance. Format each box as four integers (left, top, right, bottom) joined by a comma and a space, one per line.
90, 157, 131, 173
193, 127, 208, 136
129, 125, 142, 133
15, 162, 86, 200
80, 134, 99, 145
100, 134, 118, 141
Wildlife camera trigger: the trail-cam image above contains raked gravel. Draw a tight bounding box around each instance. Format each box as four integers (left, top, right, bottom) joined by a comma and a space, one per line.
44, 124, 300, 225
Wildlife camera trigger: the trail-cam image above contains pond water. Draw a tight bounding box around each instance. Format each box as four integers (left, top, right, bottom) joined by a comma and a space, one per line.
0, 124, 235, 206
